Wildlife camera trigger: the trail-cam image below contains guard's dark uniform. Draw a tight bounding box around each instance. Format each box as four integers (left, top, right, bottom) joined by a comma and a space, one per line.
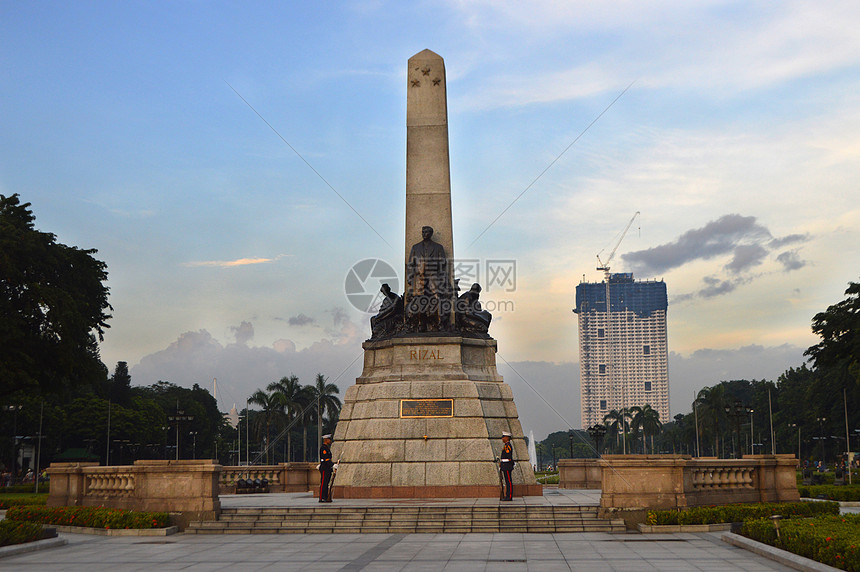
500, 440, 514, 501
319, 443, 333, 502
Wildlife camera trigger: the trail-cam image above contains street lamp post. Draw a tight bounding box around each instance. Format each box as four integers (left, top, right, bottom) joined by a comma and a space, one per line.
749, 409, 755, 455
789, 424, 800, 461
816, 417, 827, 464
4, 405, 22, 482
189, 431, 198, 459
587, 424, 607, 457
724, 400, 751, 459
568, 430, 574, 459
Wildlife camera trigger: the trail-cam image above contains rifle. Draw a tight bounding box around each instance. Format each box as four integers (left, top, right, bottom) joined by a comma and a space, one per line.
326, 452, 343, 501
494, 457, 504, 500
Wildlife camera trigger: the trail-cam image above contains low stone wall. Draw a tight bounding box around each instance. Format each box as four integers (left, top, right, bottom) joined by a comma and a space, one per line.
47, 460, 221, 529
557, 459, 601, 489
596, 454, 799, 527
219, 463, 320, 494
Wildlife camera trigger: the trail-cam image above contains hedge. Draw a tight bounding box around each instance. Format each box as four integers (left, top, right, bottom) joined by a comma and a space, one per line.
0, 521, 49, 547
799, 485, 860, 502
646, 501, 839, 525
0, 484, 49, 494
0, 495, 47, 509
742, 514, 860, 571
6, 506, 169, 529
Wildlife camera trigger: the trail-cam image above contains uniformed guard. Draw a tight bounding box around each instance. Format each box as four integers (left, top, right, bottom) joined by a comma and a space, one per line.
319, 434, 334, 502
500, 431, 514, 501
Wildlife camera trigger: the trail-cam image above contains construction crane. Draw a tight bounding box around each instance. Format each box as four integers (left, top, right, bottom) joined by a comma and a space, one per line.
596, 211, 640, 280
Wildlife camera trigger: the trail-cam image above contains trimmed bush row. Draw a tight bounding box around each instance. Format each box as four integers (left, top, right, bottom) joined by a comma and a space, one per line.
0, 496, 47, 509
742, 514, 860, 571
0, 484, 49, 494
647, 501, 839, 525
0, 521, 49, 547
799, 485, 860, 501
6, 506, 169, 529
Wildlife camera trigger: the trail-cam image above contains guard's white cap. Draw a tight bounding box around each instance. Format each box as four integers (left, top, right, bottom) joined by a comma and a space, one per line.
502, 431, 512, 437
322, 434, 332, 440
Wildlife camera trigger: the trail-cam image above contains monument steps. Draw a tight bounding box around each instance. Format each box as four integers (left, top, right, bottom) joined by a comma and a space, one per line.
185, 506, 626, 534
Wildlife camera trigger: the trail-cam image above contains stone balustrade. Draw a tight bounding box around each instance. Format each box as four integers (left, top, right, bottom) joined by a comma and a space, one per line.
557, 459, 602, 489
219, 463, 320, 494
48, 459, 222, 529
594, 454, 799, 512
48, 459, 321, 530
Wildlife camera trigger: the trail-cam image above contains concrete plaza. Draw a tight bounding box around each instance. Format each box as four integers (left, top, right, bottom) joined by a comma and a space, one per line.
0, 490, 796, 571
0, 529, 792, 571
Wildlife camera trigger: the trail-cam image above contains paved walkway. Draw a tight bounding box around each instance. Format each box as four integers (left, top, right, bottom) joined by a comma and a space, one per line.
0, 530, 790, 571
221, 488, 603, 509
1, 491, 793, 570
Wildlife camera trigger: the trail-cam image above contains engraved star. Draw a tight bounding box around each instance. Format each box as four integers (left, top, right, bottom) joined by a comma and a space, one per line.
433, 78, 441, 86
411, 80, 420, 87
421, 66, 431, 76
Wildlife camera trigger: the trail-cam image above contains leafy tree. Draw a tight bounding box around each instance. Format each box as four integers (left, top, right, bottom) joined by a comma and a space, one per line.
630, 404, 662, 454
267, 375, 304, 462
107, 361, 132, 407
309, 373, 341, 459
805, 280, 860, 383
603, 408, 632, 453
0, 194, 112, 397
695, 385, 727, 456
248, 389, 279, 464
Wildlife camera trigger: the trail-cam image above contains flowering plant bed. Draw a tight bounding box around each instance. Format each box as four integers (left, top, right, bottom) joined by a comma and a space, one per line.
6, 505, 169, 529
742, 514, 860, 571
0, 521, 53, 547
646, 501, 839, 525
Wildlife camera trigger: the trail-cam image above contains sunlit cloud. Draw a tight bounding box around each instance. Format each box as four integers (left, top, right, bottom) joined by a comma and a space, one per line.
183, 254, 292, 268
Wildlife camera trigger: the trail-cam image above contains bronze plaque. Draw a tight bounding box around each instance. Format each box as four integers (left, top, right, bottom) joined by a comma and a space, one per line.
400, 399, 454, 418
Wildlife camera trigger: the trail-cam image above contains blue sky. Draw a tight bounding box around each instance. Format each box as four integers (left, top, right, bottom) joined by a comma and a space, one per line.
3, 1, 859, 437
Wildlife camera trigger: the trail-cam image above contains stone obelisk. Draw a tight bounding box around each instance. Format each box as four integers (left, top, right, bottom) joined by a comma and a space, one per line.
331, 50, 539, 499
405, 49, 453, 267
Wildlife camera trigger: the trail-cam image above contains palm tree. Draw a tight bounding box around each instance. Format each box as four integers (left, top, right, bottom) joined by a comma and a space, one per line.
248, 389, 279, 464
603, 408, 632, 454
267, 375, 303, 462
631, 404, 663, 454
696, 385, 728, 457
309, 373, 342, 460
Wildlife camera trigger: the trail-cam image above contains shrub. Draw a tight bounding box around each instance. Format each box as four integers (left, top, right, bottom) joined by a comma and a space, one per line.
799, 485, 860, 501
646, 501, 839, 525
0, 521, 48, 547
0, 495, 47, 509
0, 484, 49, 494
6, 506, 170, 529
742, 514, 860, 571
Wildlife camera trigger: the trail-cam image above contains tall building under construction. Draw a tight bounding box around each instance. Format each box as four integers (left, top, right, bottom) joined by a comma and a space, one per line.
574, 273, 669, 429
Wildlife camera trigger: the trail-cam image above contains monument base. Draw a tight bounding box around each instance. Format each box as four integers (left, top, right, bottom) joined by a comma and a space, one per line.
332, 336, 539, 498
334, 484, 543, 499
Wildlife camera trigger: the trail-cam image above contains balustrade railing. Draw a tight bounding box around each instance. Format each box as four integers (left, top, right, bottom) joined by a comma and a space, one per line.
690, 465, 754, 490
86, 472, 135, 496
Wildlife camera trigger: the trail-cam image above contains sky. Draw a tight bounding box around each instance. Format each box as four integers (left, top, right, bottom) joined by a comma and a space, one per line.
2, 1, 859, 439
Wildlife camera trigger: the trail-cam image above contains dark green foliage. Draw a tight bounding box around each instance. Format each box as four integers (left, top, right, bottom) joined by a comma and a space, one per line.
0, 194, 112, 397
799, 485, 860, 501
6, 505, 170, 529
0, 520, 47, 547
646, 501, 839, 525
805, 281, 860, 379
0, 495, 47, 509
742, 514, 860, 571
